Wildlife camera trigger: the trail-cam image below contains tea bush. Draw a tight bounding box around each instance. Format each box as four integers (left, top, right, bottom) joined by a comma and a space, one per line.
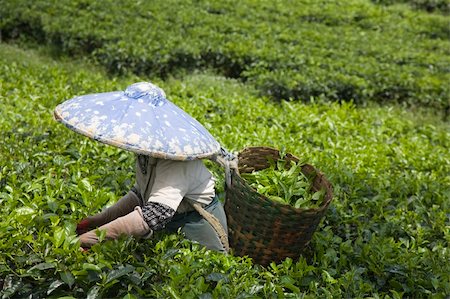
1, 43, 449, 298
0, 0, 448, 112
371, 0, 450, 14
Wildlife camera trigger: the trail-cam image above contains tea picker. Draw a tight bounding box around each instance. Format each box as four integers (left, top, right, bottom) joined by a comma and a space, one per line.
54, 82, 236, 253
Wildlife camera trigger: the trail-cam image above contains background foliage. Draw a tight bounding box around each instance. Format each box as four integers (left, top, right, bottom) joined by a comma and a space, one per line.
1, 0, 449, 112
0, 0, 449, 298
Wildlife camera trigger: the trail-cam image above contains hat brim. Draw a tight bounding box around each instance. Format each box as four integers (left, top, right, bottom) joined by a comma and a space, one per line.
54, 89, 221, 160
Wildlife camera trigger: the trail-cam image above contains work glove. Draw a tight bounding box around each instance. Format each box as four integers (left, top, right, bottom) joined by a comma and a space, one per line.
79, 207, 152, 248
76, 189, 143, 235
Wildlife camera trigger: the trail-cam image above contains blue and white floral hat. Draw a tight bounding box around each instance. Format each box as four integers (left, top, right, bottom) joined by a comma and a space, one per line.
54, 82, 222, 160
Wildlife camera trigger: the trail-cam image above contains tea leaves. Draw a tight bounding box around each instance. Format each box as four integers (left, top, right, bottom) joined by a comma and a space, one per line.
242, 158, 326, 208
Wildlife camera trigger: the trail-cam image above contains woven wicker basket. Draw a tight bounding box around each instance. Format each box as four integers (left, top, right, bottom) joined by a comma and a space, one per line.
225, 146, 333, 266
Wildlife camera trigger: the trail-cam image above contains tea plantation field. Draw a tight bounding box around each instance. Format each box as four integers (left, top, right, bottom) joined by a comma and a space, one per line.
1, 0, 449, 112
1, 0, 449, 298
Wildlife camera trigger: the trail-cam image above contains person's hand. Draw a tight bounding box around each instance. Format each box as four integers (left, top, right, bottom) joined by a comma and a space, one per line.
76, 219, 91, 235
78, 207, 151, 248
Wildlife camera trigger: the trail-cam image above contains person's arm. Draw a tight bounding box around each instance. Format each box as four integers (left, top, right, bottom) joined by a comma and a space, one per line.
140, 160, 190, 231
78, 160, 207, 247
79, 207, 151, 248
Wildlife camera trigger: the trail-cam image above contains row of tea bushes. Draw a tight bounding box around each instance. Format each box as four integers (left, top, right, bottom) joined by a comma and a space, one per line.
1, 43, 449, 298
1, 0, 448, 112
371, 0, 450, 13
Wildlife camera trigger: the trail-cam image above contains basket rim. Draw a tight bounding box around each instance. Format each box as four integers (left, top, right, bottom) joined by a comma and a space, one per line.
232, 146, 333, 214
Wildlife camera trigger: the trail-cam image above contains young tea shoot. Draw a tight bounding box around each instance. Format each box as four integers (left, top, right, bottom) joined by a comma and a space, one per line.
241, 155, 326, 209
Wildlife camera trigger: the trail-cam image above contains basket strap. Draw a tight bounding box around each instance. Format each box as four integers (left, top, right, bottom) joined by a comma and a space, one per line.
188, 200, 230, 253
210, 147, 239, 189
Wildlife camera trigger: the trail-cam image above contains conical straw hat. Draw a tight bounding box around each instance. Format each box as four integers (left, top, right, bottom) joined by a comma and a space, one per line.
54, 82, 221, 160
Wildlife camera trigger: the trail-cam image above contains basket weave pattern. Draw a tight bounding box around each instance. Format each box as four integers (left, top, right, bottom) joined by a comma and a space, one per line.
225, 147, 333, 266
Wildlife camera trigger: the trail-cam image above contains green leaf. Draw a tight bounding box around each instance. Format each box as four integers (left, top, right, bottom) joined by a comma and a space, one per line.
312, 189, 325, 203
87, 285, 101, 299
60, 271, 75, 288
29, 262, 55, 271
1, 275, 22, 298
249, 285, 264, 295
206, 272, 229, 283
294, 197, 309, 209
80, 178, 93, 192
53, 226, 66, 248
15, 206, 35, 215
82, 263, 102, 272
105, 265, 135, 284
280, 275, 300, 293
322, 270, 337, 284
47, 279, 64, 295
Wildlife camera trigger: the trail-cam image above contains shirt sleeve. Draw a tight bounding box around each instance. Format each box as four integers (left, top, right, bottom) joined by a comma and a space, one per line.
141, 202, 176, 231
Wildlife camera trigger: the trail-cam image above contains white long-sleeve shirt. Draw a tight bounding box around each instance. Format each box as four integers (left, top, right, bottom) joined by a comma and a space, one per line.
135, 156, 215, 213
